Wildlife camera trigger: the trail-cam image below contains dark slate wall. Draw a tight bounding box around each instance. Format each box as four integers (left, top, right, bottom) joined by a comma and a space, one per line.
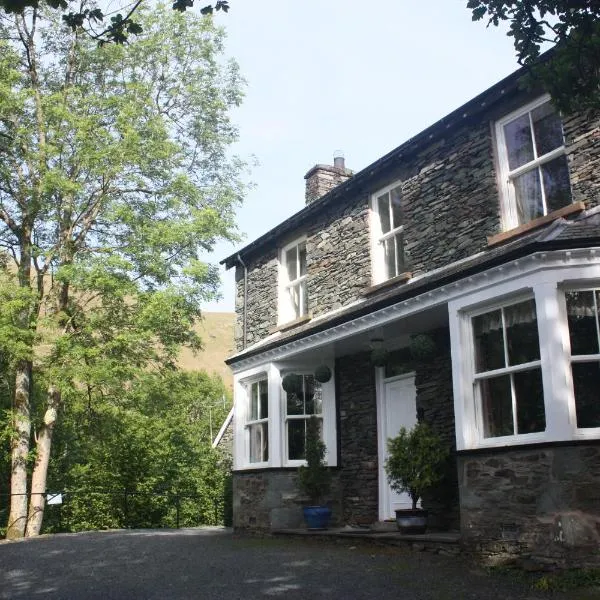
458, 443, 600, 568
232, 469, 342, 531
337, 351, 379, 525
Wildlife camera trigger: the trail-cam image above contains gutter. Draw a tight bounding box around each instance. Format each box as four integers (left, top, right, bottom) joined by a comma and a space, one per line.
237, 253, 248, 349
224, 235, 600, 366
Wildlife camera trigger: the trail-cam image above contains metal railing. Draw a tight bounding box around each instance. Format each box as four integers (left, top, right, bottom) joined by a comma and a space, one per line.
0, 488, 229, 534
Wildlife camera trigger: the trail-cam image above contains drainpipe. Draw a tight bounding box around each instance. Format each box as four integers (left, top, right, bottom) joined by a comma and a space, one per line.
237, 254, 248, 349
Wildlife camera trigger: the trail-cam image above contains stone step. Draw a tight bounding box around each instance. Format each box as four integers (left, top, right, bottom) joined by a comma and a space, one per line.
272, 527, 461, 555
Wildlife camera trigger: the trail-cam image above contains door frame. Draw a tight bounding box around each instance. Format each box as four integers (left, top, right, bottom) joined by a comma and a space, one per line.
375, 368, 416, 521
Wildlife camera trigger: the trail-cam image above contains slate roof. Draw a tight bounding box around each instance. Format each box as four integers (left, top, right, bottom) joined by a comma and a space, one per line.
226, 208, 600, 365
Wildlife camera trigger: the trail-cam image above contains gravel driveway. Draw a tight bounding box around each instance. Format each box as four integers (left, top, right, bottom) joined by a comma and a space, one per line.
0, 528, 588, 599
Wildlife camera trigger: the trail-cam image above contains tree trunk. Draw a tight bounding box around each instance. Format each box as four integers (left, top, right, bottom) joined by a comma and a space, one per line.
6, 361, 31, 539
25, 386, 60, 537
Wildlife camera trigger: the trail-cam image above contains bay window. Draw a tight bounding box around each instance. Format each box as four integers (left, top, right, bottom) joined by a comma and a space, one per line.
496, 96, 572, 229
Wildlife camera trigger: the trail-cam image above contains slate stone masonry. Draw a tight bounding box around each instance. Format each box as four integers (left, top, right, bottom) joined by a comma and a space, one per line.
458, 442, 600, 568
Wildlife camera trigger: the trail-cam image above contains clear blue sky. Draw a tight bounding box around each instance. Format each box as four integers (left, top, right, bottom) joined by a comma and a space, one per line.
203, 0, 519, 312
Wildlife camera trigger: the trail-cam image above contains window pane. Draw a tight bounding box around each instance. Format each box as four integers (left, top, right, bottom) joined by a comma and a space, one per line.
566, 291, 599, 355
304, 375, 313, 414
299, 280, 307, 317
378, 193, 391, 234
289, 284, 301, 319
250, 382, 258, 421
504, 113, 534, 170
480, 375, 514, 438
473, 309, 505, 372
259, 380, 268, 419
288, 420, 305, 460
383, 238, 396, 279
313, 382, 323, 415
573, 361, 600, 428
505, 299, 540, 365
532, 102, 563, 156
513, 168, 543, 224
298, 242, 307, 276
286, 247, 298, 281
390, 185, 403, 229
287, 390, 304, 415
514, 368, 545, 433
542, 154, 572, 214
249, 423, 268, 463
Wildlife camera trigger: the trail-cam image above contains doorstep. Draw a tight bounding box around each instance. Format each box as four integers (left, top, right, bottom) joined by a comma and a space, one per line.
271, 526, 461, 554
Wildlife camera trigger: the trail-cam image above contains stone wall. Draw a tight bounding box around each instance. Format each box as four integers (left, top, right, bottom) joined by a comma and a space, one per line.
337, 352, 379, 525
234, 250, 278, 351
232, 469, 342, 531
458, 442, 600, 568
564, 110, 600, 208
412, 329, 460, 531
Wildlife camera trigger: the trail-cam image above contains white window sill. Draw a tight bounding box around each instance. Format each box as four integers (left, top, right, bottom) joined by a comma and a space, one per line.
272, 314, 312, 333
462, 433, 547, 451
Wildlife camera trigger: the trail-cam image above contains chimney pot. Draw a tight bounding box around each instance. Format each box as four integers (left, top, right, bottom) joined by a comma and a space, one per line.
304, 151, 353, 205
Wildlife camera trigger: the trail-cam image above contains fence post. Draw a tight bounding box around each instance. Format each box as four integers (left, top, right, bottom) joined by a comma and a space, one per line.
175, 495, 180, 529
123, 489, 129, 528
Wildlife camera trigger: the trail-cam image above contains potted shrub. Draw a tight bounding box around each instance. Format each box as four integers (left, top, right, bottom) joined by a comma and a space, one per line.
385, 421, 448, 534
297, 415, 332, 529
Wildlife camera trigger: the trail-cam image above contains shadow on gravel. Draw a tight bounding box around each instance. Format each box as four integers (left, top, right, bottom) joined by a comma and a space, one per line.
0, 528, 591, 599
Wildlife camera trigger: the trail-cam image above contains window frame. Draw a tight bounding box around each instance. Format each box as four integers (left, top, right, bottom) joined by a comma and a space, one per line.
495, 94, 572, 231
278, 237, 308, 325
233, 361, 337, 471
469, 294, 546, 442
245, 378, 269, 465
282, 372, 325, 466
370, 181, 406, 285
242, 374, 270, 467
562, 285, 600, 435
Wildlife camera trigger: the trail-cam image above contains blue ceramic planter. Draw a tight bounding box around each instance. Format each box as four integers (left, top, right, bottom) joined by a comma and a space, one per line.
303, 506, 332, 530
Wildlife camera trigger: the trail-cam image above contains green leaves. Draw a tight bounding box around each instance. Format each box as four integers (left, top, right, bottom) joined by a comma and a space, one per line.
385, 422, 448, 509
467, 1, 600, 113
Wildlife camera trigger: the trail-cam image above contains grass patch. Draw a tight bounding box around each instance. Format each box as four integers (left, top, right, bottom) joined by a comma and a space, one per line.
531, 568, 600, 592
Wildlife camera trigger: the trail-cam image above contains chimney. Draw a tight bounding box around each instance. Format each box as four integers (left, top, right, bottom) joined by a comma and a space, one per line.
304, 151, 353, 205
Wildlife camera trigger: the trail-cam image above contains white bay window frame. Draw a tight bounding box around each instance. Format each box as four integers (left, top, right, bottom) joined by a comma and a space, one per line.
370, 181, 405, 285
233, 361, 337, 470
495, 94, 572, 231
278, 237, 308, 325
450, 257, 600, 451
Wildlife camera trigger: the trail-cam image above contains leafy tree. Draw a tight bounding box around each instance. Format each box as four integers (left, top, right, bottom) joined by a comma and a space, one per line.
467, 1, 600, 113
0, 3, 245, 538
0, 0, 230, 45
39, 370, 231, 533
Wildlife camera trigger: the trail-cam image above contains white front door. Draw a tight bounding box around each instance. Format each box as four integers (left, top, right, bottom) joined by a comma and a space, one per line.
377, 372, 417, 521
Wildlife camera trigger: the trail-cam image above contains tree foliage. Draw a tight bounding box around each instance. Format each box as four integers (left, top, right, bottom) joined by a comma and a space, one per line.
0, 0, 230, 45
468, 1, 600, 113
1, 370, 232, 534
0, 2, 245, 537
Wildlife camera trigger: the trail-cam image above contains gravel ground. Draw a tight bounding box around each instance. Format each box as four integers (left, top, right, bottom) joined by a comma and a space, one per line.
0, 528, 594, 599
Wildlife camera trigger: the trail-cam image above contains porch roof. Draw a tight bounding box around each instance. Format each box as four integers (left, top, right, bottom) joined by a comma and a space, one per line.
226, 208, 600, 366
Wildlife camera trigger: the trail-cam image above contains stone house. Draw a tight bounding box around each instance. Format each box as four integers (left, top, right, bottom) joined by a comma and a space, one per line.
221, 63, 600, 567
